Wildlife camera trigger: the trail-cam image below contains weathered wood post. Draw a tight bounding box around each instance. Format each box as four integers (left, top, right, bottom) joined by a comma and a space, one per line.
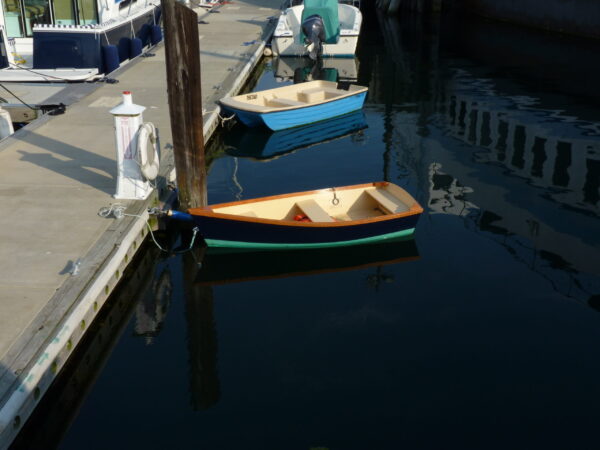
161, 0, 207, 209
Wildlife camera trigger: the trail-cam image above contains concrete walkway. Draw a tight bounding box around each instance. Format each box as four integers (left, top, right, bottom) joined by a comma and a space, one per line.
0, 0, 280, 446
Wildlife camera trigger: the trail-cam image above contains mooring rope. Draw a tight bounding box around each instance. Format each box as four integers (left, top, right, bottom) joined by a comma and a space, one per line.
98, 203, 200, 254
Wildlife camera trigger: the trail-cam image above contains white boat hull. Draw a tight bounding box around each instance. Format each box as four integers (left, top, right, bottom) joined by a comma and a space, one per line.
271, 3, 362, 58
272, 35, 359, 57
0, 68, 99, 83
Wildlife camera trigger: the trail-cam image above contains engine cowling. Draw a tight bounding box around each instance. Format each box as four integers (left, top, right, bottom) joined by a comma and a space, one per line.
301, 14, 325, 60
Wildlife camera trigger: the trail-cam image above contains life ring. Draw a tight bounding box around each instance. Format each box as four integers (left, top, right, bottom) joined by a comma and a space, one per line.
137, 122, 160, 181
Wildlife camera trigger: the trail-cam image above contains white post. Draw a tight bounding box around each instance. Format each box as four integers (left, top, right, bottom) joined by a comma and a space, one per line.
110, 91, 152, 200
0, 106, 14, 140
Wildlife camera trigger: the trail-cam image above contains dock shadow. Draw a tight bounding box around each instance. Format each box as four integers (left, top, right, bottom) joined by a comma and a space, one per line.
16, 130, 115, 194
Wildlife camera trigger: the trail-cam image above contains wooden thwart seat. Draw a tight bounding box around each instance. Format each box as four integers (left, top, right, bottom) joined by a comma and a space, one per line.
297, 87, 343, 103
366, 189, 409, 214
268, 97, 305, 107
296, 199, 334, 222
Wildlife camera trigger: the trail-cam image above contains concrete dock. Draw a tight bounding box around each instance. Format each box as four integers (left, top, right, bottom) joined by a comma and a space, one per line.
0, 0, 279, 447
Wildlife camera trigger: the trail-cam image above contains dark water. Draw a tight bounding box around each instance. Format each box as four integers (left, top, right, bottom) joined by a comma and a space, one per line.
14, 6, 600, 450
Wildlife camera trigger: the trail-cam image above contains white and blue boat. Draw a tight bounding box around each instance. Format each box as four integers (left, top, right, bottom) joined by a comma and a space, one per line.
0, 0, 161, 82
272, 0, 362, 59
219, 80, 368, 131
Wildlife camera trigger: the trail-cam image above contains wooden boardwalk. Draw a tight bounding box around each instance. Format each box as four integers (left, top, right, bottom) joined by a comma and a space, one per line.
0, 1, 279, 446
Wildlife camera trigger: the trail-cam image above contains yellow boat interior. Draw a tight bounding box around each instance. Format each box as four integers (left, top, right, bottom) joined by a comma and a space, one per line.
220, 80, 368, 111
207, 183, 421, 223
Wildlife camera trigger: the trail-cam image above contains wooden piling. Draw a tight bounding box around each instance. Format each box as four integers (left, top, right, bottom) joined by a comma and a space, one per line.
161, 0, 207, 209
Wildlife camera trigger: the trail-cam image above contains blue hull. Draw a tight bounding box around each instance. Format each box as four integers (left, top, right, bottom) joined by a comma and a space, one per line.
227, 91, 367, 131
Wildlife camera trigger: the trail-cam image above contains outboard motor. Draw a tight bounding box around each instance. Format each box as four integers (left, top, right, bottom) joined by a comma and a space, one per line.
301, 14, 326, 60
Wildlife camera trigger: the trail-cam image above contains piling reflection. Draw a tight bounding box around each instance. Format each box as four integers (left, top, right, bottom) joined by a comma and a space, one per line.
182, 247, 220, 410
222, 110, 367, 161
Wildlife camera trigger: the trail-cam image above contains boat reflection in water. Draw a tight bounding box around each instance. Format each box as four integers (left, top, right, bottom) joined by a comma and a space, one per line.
223, 109, 367, 161
195, 238, 419, 285
273, 57, 359, 83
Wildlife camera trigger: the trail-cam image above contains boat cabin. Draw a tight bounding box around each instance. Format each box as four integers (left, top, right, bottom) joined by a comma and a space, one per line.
0, 0, 160, 78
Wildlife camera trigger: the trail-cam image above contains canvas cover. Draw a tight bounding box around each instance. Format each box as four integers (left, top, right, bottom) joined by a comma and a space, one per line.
301, 0, 340, 44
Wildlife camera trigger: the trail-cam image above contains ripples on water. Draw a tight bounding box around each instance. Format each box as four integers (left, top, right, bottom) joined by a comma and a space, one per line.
13, 6, 600, 450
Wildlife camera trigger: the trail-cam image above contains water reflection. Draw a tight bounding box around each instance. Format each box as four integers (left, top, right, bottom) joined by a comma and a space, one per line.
188, 238, 419, 411
196, 238, 419, 285
222, 110, 367, 161
183, 249, 220, 410
372, 11, 600, 309
446, 77, 600, 213
133, 266, 173, 344
273, 57, 359, 83
11, 244, 169, 449
427, 162, 600, 305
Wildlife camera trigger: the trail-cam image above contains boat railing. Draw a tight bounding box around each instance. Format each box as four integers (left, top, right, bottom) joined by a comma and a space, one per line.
282, 0, 361, 9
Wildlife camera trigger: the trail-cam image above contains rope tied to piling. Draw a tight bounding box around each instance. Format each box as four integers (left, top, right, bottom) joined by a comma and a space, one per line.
202, 106, 236, 127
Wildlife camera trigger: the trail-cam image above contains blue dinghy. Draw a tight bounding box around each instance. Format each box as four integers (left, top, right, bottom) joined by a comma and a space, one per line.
219, 80, 368, 131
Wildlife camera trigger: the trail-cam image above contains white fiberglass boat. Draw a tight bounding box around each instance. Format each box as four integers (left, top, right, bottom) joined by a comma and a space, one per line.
0, 0, 161, 82
272, 0, 362, 59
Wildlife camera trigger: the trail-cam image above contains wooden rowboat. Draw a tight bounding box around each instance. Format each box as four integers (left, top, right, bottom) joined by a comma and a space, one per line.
169, 182, 423, 250
219, 80, 368, 131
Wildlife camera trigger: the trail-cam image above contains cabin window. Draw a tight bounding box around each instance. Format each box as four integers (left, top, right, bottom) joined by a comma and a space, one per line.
53, 0, 76, 24
75, 0, 97, 24
2, 0, 26, 37
23, 0, 52, 33
118, 0, 136, 10
2, 0, 98, 38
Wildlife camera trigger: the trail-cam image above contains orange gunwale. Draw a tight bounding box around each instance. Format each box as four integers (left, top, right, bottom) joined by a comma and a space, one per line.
187, 182, 424, 228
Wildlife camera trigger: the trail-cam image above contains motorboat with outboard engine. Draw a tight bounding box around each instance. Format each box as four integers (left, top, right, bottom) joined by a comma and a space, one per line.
272, 0, 361, 59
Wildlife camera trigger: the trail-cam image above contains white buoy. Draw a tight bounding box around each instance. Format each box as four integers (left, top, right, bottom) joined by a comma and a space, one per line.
110, 91, 153, 200
0, 106, 14, 140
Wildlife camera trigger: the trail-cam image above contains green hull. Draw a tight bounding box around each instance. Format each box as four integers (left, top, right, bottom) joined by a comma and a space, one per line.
204, 228, 416, 252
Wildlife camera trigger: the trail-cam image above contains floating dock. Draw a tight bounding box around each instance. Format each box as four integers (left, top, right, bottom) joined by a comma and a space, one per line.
0, 1, 279, 447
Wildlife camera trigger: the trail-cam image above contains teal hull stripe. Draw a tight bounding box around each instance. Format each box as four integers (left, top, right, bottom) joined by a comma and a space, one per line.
204, 228, 416, 250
